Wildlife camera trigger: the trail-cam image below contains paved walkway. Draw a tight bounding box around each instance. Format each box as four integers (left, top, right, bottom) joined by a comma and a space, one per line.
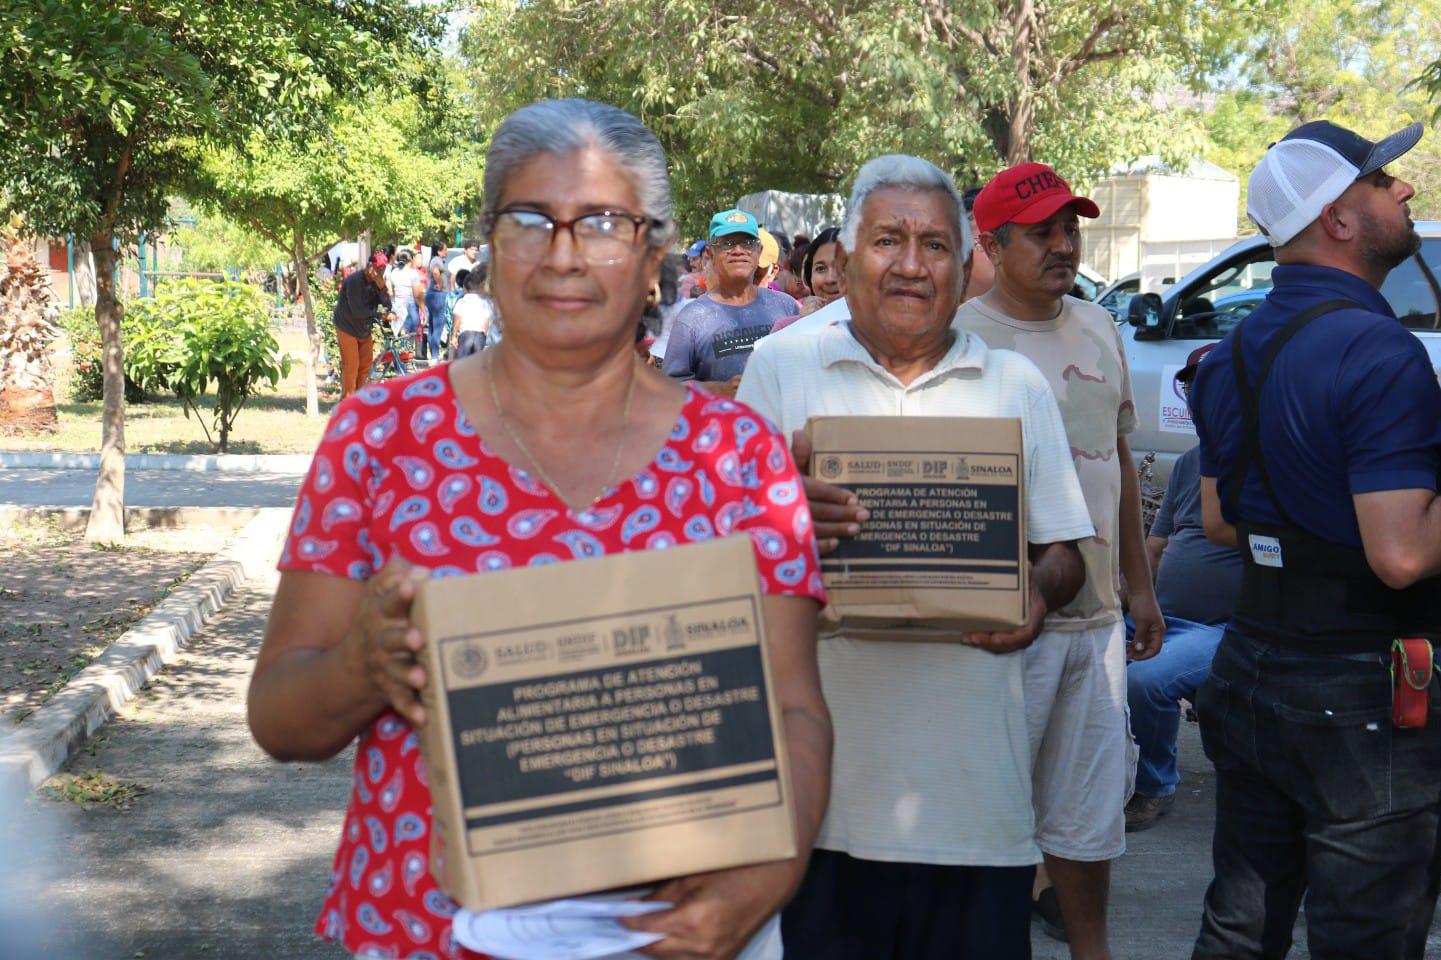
0, 468, 303, 508
15, 561, 1441, 958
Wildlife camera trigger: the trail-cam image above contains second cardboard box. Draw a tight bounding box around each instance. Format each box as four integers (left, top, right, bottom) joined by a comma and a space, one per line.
807, 415, 1028, 639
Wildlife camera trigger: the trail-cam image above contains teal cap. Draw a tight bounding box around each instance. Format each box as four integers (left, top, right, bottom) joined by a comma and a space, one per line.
708, 208, 759, 240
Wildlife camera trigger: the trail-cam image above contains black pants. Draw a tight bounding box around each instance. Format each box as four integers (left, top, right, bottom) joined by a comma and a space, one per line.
781, 849, 1033, 959
1192, 630, 1441, 960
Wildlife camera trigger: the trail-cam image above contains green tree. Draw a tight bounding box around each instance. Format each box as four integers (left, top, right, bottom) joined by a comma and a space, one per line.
1215, 0, 1441, 221
463, 0, 1260, 234
170, 211, 282, 279
189, 96, 473, 418
0, 0, 439, 542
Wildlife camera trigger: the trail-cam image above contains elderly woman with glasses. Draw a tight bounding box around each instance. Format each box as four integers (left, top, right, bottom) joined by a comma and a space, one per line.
247, 98, 831, 960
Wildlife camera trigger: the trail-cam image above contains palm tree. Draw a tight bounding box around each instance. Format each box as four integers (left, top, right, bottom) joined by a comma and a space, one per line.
0, 216, 60, 434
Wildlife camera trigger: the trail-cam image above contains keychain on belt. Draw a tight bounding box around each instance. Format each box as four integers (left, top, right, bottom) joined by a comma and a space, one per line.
1391, 637, 1435, 729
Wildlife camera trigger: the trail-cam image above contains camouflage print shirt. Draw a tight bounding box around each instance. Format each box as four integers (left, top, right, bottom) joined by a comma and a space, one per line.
955, 295, 1138, 629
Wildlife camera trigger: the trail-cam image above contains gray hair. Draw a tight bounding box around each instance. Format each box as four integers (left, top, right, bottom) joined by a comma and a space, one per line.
482, 98, 677, 249
840, 155, 971, 263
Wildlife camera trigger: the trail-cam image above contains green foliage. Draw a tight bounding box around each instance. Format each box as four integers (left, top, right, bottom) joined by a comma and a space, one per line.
170, 212, 282, 276
188, 96, 471, 262
57, 307, 104, 402
0, 0, 445, 246
462, 0, 1262, 235
310, 276, 341, 367
56, 306, 142, 403
1218, 0, 1441, 221
124, 280, 292, 452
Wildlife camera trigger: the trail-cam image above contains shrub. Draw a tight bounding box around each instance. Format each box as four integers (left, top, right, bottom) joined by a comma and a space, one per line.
56, 306, 144, 403
310, 274, 340, 375
133, 279, 292, 452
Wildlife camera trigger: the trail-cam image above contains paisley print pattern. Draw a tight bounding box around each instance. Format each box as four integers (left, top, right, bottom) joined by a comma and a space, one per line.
279, 370, 823, 960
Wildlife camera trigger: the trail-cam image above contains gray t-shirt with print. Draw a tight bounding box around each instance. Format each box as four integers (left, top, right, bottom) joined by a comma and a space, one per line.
662, 288, 797, 383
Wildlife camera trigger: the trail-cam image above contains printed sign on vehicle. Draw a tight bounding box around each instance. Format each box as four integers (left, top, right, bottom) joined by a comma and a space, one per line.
1159, 363, 1195, 435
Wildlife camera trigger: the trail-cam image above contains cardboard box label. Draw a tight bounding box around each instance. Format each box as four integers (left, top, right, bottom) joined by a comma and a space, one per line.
808, 416, 1028, 635
820, 453, 1021, 591
436, 595, 782, 855
415, 535, 796, 909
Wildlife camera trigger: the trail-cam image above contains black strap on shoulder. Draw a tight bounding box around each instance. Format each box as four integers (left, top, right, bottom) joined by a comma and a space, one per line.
1223, 299, 1363, 526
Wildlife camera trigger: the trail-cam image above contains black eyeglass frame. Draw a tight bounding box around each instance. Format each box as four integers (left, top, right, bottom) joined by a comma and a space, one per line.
485, 207, 663, 255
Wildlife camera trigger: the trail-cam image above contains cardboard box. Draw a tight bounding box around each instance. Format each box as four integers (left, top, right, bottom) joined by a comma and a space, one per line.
807, 415, 1028, 639
413, 535, 796, 911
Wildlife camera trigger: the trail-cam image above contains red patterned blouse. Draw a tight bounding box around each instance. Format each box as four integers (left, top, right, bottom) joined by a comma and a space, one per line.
277, 368, 824, 960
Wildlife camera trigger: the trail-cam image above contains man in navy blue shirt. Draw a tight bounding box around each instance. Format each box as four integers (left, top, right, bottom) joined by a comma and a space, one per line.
1190, 120, 1441, 959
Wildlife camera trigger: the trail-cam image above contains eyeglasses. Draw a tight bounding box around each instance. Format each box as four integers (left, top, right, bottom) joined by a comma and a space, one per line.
488, 208, 658, 265
711, 234, 760, 252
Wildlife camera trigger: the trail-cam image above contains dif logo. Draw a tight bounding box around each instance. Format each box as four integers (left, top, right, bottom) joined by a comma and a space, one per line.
613, 624, 651, 656
921, 459, 950, 479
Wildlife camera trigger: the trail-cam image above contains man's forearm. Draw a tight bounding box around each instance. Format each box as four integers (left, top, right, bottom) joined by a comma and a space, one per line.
1117, 438, 1155, 598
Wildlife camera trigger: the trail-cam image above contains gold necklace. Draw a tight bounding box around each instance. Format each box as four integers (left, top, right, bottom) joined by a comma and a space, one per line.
486, 350, 638, 508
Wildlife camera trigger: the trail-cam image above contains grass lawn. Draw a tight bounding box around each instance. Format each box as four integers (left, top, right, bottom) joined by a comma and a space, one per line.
1, 329, 340, 455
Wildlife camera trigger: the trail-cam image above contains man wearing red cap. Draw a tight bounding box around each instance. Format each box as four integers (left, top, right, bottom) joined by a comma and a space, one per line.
331, 252, 395, 397
956, 162, 1164, 960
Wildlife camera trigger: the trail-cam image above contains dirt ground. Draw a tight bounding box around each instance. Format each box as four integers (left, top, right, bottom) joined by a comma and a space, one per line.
0, 520, 237, 726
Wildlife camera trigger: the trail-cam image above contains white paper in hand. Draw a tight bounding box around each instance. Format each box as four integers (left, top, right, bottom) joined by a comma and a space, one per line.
451, 898, 672, 960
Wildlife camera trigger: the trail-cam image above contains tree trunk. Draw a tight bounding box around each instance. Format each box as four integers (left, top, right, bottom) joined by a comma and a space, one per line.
293, 230, 320, 418
84, 236, 126, 545
1006, 0, 1036, 166
0, 222, 60, 433
72, 239, 98, 307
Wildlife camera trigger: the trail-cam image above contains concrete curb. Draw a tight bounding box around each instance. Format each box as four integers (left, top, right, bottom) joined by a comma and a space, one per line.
0, 451, 313, 473
0, 508, 291, 793
0, 505, 261, 532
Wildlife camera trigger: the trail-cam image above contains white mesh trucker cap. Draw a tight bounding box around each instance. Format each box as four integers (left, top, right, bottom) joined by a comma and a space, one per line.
1247, 120, 1422, 247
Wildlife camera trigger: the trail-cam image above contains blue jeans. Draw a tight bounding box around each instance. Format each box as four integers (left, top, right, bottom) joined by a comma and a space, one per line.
423, 290, 449, 359
1191, 630, 1441, 960
400, 300, 421, 338
1125, 614, 1224, 798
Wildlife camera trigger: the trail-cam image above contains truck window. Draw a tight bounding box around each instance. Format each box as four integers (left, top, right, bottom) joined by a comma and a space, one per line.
1389, 239, 1441, 331
1172, 247, 1276, 340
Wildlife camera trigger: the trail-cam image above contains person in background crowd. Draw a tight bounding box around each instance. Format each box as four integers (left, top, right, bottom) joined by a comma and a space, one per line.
958, 162, 1164, 960
679, 239, 707, 299
646, 255, 685, 365
662, 208, 797, 396
449, 238, 481, 284
1123, 344, 1243, 833
1190, 119, 1441, 960
786, 244, 812, 298
329, 251, 394, 397
741, 153, 1092, 958
773, 234, 807, 300
424, 237, 452, 361
388, 249, 424, 345
962, 187, 995, 301
249, 97, 833, 960
448, 264, 497, 358
380, 243, 398, 290
795, 226, 843, 318
757, 227, 784, 290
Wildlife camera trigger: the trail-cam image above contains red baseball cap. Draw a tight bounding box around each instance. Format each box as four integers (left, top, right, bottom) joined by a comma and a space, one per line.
369, 251, 389, 269
1175, 343, 1215, 384
973, 162, 1101, 234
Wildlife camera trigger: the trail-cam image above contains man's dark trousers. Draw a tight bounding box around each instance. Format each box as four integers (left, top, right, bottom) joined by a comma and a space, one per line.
1192, 631, 1441, 960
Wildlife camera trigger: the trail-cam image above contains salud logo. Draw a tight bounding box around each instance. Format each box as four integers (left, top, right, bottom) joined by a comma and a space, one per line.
819, 456, 842, 480
451, 642, 488, 680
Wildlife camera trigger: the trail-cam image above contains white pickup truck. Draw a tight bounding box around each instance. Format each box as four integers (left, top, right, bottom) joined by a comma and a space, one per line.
1119, 225, 1441, 483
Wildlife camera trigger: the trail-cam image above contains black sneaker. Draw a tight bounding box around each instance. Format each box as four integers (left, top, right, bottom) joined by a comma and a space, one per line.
1124, 792, 1175, 832
1032, 885, 1068, 942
